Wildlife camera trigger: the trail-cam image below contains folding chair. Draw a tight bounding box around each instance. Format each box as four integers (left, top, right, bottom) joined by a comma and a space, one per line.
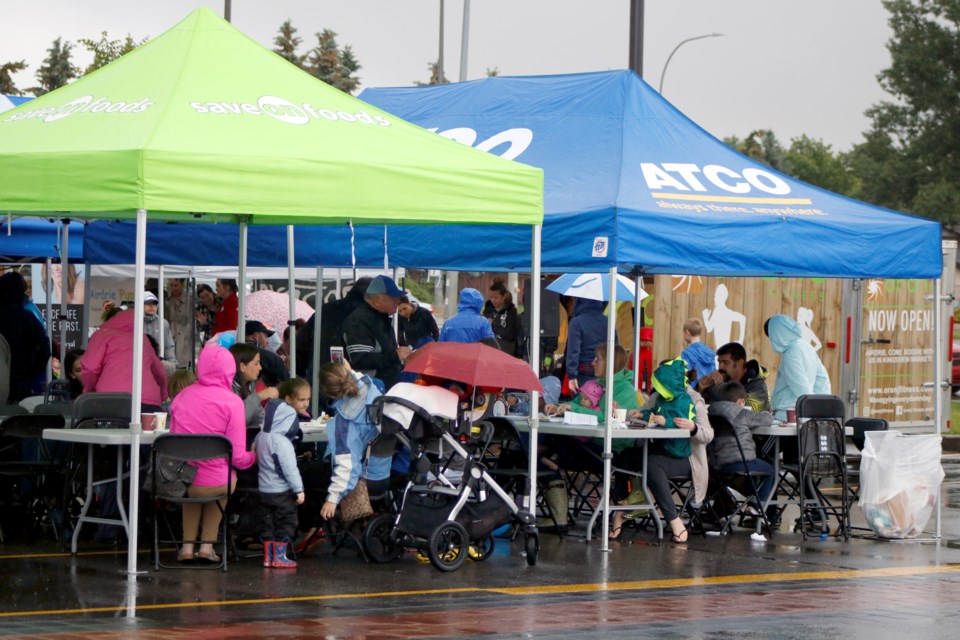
0, 414, 67, 542
0, 405, 29, 418
699, 413, 773, 535
72, 392, 132, 429
795, 394, 850, 540
151, 434, 233, 571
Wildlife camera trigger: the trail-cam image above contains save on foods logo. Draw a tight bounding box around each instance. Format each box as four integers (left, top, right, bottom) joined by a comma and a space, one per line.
2, 95, 154, 123
190, 95, 392, 127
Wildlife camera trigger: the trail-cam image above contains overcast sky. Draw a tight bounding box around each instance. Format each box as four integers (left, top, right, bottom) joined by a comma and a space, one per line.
3, 1, 894, 151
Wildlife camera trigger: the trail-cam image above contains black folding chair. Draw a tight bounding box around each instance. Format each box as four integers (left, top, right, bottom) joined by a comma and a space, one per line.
0, 414, 67, 542
72, 392, 132, 429
795, 394, 850, 540
151, 433, 233, 571
699, 413, 773, 535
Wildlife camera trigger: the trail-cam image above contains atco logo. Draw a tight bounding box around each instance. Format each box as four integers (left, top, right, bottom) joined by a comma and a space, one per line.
3, 95, 154, 123
429, 127, 533, 161
641, 162, 792, 195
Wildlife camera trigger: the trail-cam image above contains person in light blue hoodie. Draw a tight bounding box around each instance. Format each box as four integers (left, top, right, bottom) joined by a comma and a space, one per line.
681, 317, 716, 387
438, 287, 497, 346
317, 361, 393, 521
765, 314, 831, 421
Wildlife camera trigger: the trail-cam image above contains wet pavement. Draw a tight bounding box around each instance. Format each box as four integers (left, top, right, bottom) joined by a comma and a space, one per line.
1, 456, 958, 639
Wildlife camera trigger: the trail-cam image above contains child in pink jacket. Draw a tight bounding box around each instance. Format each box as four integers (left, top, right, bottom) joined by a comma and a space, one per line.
169, 344, 256, 563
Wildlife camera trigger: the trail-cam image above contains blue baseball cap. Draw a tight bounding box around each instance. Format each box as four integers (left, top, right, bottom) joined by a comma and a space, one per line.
367, 275, 405, 298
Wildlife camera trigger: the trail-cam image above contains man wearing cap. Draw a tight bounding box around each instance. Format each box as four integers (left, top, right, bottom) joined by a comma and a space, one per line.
245, 320, 291, 387
343, 275, 411, 389
142, 290, 178, 376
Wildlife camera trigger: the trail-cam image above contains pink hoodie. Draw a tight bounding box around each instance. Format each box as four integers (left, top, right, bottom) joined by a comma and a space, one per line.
82, 309, 167, 407
169, 345, 255, 486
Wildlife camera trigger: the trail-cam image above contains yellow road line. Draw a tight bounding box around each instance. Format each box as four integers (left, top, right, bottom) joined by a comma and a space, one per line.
1, 564, 958, 619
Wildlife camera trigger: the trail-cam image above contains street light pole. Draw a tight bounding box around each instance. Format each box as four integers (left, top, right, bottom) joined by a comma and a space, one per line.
658, 33, 722, 94
224, 0, 231, 22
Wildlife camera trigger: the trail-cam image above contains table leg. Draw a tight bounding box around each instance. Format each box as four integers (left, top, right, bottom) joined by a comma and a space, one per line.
70, 444, 96, 554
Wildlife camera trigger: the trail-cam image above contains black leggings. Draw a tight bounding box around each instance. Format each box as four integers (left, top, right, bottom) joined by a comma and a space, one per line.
616, 446, 690, 522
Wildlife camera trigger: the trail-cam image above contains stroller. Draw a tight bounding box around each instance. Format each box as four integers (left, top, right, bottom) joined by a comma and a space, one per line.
363, 382, 539, 572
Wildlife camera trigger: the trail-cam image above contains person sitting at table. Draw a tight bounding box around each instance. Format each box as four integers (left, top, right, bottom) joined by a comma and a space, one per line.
169, 344, 257, 563
542, 344, 640, 532
696, 342, 771, 413
615, 359, 697, 543
228, 343, 279, 429
63, 348, 86, 400
83, 308, 167, 412
706, 380, 776, 512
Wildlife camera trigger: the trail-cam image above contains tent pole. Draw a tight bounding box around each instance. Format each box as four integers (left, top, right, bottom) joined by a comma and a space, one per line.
528, 225, 542, 511
632, 275, 641, 390
287, 225, 296, 375
82, 261, 91, 348
237, 220, 248, 344
601, 267, 617, 551
311, 266, 324, 418
158, 265, 165, 362
45, 258, 53, 384
933, 275, 943, 541
127, 208, 148, 576
59, 221, 69, 368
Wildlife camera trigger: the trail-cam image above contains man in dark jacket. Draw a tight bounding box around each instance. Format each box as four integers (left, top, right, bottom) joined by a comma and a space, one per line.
295, 277, 372, 378
343, 275, 410, 389
398, 295, 438, 348
245, 320, 291, 387
696, 341, 771, 413
0, 272, 50, 403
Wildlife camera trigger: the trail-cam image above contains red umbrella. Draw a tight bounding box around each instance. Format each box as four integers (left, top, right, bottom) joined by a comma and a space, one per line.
403, 342, 543, 392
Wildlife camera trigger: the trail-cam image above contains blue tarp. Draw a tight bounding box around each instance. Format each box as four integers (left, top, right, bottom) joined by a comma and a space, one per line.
0, 218, 85, 262
361, 71, 943, 279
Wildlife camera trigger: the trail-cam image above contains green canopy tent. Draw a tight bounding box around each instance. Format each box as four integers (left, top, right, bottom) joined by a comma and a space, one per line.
0, 7, 543, 574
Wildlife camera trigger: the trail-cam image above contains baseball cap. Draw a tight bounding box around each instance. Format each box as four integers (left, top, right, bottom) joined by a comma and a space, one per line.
366, 275, 405, 298
143, 290, 159, 304
245, 320, 276, 336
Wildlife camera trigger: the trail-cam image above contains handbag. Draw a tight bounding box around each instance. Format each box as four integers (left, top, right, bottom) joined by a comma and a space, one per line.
339, 477, 374, 521
144, 455, 199, 499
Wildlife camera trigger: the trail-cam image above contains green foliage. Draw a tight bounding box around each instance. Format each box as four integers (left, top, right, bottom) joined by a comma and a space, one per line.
31, 37, 78, 96
486, 67, 500, 77
77, 32, 146, 75
272, 20, 305, 68
415, 61, 449, 86
304, 29, 362, 94
725, 130, 859, 197
0, 60, 27, 95
847, 0, 960, 229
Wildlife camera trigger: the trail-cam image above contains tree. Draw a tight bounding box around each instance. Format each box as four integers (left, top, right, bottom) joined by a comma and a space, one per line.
784, 135, 859, 198
273, 20, 305, 69
304, 29, 362, 94
0, 60, 27, 95
77, 32, 145, 75
847, 0, 960, 229
31, 37, 78, 96
724, 129, 786, 172
415, 61, 449, 86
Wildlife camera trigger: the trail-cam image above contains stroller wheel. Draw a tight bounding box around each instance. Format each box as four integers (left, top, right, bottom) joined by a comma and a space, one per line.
467, 535, 495, 562
363, 513, 402, 564
524, 533, 539, 566
427, 522, 469, 572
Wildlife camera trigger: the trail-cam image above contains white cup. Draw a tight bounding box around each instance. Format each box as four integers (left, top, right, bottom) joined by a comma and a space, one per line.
614, 408, 627, 423
153, 412, 168, 431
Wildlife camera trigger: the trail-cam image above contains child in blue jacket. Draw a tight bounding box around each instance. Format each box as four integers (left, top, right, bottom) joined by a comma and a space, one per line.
255, 377, 309, 569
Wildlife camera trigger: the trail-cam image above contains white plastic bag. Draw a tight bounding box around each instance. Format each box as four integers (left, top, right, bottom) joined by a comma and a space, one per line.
858, 431, 944, 538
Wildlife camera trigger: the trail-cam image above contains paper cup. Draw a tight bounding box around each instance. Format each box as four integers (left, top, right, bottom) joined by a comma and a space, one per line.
154, 412, 168, 431
141, 413, 156, 431
786, 408, 797, 424
614, 408, 627, 423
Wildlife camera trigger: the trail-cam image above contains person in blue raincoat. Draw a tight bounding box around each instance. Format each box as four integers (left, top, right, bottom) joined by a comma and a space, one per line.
438, 288, 497, 346
765, 314, 831, 421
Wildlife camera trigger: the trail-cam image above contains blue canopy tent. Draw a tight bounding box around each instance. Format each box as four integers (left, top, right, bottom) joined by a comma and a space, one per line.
360, 70, 941, 278
0, 218, 85, 262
